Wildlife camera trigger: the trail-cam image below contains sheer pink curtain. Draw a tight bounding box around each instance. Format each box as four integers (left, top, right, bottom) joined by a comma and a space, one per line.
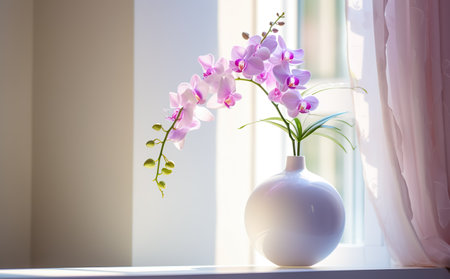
347, 0, 450, 267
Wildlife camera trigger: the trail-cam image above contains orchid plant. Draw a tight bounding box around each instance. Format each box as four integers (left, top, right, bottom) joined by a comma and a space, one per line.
144, 12, 365, 197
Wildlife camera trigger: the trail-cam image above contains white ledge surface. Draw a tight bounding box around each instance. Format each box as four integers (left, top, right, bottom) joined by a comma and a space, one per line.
0, 266, 448, 279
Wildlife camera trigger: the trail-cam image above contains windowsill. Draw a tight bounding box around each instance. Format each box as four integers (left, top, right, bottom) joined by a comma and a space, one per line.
0, 266, 448, 279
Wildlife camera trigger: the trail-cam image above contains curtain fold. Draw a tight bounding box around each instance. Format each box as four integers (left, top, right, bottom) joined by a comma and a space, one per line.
347, 0, 450, 267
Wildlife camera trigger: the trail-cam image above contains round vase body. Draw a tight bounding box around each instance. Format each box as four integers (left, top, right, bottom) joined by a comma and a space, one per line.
245, 156, 345, 266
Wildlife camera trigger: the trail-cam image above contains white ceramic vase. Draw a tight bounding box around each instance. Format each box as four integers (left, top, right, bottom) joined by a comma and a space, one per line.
244, 156, 345, 266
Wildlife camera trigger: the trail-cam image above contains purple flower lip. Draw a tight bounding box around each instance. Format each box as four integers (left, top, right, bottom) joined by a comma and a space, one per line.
297, 100, 311, 113
287, 76, 300, 88
224, 96, 234, 108
282, 50, 294, 62
194, 90, 204, 104
234, 59, 247, 72
203, 68, 214, 78
168, 108, 184, 122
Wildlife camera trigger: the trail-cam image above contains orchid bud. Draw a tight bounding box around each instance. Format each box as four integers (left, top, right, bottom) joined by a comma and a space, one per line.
158, 181, 166, 189
277, 21, 285, 26
262, 31, 267, 37
165, 161, 175, 168
242, 32, 249, 40
272, 28, 279, 33
152, 123, 162, 131
161, 168, 172, 175
146, 140, 155, 147
276, 12, 280, 16
269, 21, 274, 25
144, 158, 156, 168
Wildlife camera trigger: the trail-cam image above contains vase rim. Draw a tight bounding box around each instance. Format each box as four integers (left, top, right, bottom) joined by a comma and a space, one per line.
285, 156, 306, 171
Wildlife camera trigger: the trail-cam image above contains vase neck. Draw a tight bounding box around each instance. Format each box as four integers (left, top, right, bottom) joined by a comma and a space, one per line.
285, 156, 306, 171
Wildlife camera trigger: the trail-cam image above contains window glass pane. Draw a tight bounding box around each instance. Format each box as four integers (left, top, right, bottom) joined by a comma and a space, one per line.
297, 0, 364, 244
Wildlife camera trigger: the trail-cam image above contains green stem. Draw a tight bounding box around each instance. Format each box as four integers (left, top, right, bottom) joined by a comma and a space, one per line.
260, 12, 285, 44
153, 108, 183, 196
236, 77, 297, 155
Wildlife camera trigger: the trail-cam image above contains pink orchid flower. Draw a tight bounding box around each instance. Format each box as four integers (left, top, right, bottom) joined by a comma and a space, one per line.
167, 85, 214, 149
270, 35, 304, 65
268, 87, 283, 103
273, 61, 311, 91
229, 45, 265, 78
207, 75, 242, 109
198, 54, 229, 92
281, 90, 319, 118
177, 74, 210, 105
248, 35, 278, 59
254, 62, 274, 85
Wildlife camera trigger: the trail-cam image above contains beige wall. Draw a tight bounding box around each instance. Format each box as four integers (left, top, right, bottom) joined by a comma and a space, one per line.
32, 0, 133, 267
0, 0, 133, 268
0, 0, 33, 268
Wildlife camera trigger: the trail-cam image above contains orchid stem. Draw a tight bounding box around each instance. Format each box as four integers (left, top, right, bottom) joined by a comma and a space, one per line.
153, 108, 183, 197
260, 12, 285, 44
236, 77, 297, 156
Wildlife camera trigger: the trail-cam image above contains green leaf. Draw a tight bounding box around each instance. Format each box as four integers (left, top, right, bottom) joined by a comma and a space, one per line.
333, 119, 354, 128
301, 112, 347, 140
293, 118, 303, 140
313, 132, 347, 153
303, 85, 368, 97
321, 124, 341, 132
331, 129, 357, 150
239, 117, 297, 138
238, 117, 286, 129
318, 125, 357, 150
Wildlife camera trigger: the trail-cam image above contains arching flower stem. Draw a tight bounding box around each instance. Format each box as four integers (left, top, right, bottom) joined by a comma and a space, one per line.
260, 12, 285, 44
236, 77, 297, 155
154, 108, 184, 197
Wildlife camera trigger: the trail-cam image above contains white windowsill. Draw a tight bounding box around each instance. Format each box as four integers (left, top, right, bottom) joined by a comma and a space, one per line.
0, 266, 448, 279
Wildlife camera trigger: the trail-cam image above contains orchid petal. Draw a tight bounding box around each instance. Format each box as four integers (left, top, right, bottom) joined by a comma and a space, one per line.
206, 94, 225, 109
272, 62, 290, 84
194, 106, 215, 122
249, 35, 262, 46
281, 90, 301, 110
198, 54, 214, 70
168, 128, 188, 142
278, 35, 287, 50
244, 57, 264, 75
268, 88, 283, 103
190, 74, 201, 86
291, 49, 305, 64
255, 47, 270, 60
173, 138, 185, 150
178, 103, 195, 128
169, 92, 180, 108
215, 57, 228, 74
269, 47, 283, 64
217, 76, 231, 102
304, 95, 319, 111
177, 82, 191, 94
196, 79, 210, 97
287, 108, 300, 118
261, 35, 277, 53
231, 46, 246, 60
233, 92, 242, 101
244, 44, 258, 58
292, 69, 311, 85
180, 88, 197, 105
